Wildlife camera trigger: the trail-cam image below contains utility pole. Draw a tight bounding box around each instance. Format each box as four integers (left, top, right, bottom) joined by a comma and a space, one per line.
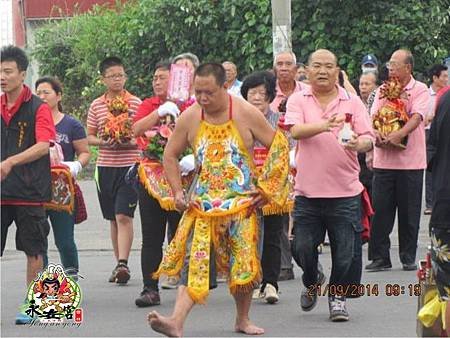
271, 0, 292, 57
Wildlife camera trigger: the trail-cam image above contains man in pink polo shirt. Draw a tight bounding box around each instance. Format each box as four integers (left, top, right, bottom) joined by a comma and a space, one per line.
366, 49, 430, 272
271, 50, 308, 114
270, 50, 307, 282
285, 49, 374, 322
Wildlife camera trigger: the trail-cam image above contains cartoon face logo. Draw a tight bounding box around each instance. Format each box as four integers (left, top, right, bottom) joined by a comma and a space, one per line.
42, 278, 60, 297
24, 264, 82, 323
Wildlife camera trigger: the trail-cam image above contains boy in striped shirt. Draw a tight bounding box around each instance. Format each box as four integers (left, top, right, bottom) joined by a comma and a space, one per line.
87, 57, 141, 284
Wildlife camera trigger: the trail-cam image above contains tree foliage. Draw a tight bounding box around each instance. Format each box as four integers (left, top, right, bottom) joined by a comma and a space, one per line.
32, 0, 449, 120
291, 0, 449, 78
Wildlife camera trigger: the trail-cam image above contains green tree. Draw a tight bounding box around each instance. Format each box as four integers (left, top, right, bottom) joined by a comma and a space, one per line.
291, 0, 449, 79
33, 0, 449, 121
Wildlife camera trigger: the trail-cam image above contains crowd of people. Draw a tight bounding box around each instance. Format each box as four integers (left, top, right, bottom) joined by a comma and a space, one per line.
1, 43, 449, 336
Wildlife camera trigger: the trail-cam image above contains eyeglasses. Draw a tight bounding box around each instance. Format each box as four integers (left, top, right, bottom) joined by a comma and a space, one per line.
386, 61, 406, 69
104, 73, 127, 80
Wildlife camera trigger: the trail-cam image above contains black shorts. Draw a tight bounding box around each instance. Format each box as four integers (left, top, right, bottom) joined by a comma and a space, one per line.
95, 166, 138, 221
1, 205, 50, 256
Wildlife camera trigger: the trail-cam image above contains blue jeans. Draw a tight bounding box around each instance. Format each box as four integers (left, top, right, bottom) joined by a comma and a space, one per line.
291, 195, 362, 292
44, 210, 79, 275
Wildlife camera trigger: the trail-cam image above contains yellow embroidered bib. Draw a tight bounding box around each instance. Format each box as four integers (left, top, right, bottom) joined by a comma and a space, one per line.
154, 97, 290, 303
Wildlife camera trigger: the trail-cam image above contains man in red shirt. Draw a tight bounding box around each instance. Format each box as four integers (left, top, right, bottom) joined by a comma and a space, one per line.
133, 61, 183, 307
1, 45, 55, 324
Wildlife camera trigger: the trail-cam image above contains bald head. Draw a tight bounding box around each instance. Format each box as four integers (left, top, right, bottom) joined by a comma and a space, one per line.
392, 49, 414, 69
308, 49, 338, 66
388, 49, 413, 83
307, 49, 340, 93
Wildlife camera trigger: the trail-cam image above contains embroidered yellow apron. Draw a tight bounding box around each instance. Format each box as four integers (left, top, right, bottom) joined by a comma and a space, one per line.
138, 158, 193, 210
154, 96, 290, 303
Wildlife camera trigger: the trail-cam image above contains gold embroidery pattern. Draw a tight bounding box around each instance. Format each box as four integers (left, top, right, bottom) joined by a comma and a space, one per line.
18, 121, 28, 148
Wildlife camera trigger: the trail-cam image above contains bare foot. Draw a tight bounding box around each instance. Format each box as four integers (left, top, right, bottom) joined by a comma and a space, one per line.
235, 320, 265, 335
147, 311, 182, 337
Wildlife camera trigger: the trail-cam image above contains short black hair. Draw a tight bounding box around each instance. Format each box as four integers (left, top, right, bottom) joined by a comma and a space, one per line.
0, 45, 29, 72
99, 56, 124, 75
241, 71, 277, 103
429, 64, 448, 81
35, 76, 63, 94
154, 60, 171, 72
194, 63, 226, 86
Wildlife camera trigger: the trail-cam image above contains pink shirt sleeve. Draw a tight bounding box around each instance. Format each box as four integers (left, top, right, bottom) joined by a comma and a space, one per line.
410, 84, 430, 119
284, 93, 304, 125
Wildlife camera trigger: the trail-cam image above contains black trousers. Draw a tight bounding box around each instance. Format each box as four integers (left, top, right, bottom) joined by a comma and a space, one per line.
261, 214, 284, 290
369, 169, 423, 264
138, 185, 181, 290
425, 129, 434, 208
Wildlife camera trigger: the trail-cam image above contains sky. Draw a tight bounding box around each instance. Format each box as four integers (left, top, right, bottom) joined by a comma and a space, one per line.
1, 0, 13, 47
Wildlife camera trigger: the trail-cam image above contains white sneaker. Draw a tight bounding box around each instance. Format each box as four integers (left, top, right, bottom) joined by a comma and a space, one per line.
264, 283, 279, 304
161, 276, 179, 289
252, 288, 264, 300
328, 296, 349, 322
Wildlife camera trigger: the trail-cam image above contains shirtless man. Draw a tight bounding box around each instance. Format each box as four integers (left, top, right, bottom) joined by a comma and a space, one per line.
148, 63, 289, 336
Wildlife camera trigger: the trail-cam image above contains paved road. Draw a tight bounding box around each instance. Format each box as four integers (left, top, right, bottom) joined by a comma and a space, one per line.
1, 180, 432, 337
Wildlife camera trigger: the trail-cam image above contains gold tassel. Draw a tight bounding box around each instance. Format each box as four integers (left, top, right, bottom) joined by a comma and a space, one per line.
262, 201, 293, 215
138, 162, 177, 211
152, 211, 195, 279
187, 287, 209, 305
228, 213, 262, 297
